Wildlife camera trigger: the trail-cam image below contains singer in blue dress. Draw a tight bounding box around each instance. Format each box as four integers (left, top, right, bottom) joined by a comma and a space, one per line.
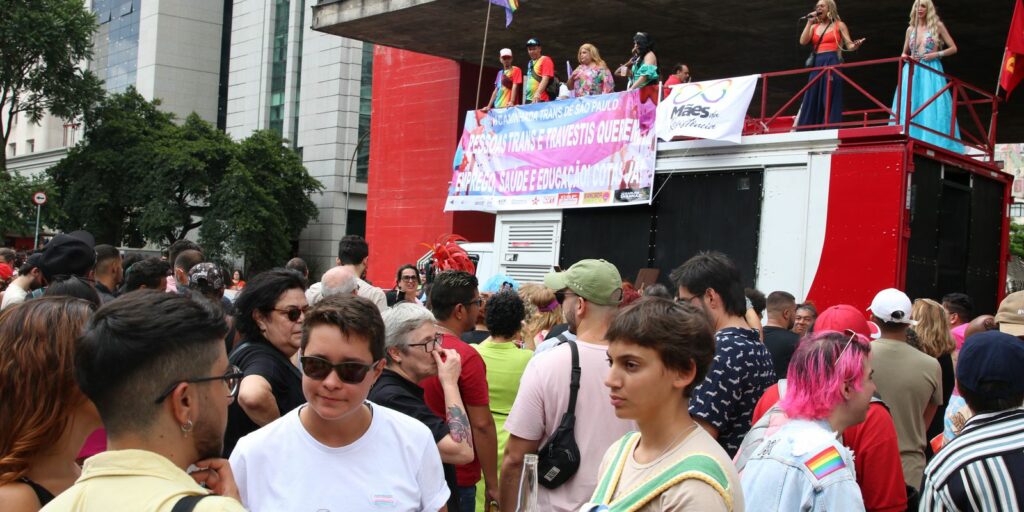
891, 0, 962, 153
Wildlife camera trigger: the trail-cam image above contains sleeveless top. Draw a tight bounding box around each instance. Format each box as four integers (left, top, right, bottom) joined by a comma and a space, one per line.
811, 23, 841, 53
909, 28, 939, 60
17, 476, 56, 506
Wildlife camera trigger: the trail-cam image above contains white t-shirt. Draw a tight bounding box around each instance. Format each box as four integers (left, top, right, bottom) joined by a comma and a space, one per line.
0, 282, 28, 310
505, 339, 635, 512
229, 403, 449, 512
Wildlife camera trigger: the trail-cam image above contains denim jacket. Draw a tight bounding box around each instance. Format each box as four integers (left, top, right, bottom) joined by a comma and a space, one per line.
740, 419, 864, 511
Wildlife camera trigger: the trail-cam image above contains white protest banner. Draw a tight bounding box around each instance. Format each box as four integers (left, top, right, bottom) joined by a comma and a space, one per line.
656, 74, 760, 143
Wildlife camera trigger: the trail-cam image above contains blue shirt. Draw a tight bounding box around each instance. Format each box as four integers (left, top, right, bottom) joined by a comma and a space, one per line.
741, 419, 865, 512
689, 327, 776, 456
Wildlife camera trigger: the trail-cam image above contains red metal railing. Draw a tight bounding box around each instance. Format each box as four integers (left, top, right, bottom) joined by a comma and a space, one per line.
746, 56, 999, 159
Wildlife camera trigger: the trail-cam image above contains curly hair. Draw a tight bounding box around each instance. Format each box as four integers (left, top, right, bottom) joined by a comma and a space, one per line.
911, 298, 956, 358
519, 283, 562, 344
485, 291, 526, 339
0, 297, 95, 484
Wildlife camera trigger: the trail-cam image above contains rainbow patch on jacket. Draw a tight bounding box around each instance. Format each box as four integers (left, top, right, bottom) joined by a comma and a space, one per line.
804, 446, 846, 480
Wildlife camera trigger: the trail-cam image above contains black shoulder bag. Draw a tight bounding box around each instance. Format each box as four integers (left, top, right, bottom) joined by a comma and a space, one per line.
172, 495, 211, 512
536, 339, 581, 489
805, 21, 833, 67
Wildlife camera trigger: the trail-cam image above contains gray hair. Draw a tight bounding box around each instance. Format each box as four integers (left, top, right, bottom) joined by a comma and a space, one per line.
322, 266, 359, 298
382, 302, 435, 364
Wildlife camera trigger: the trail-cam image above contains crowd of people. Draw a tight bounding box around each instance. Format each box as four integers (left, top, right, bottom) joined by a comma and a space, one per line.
478, 0, 962, 152
1, 224, 1023, 512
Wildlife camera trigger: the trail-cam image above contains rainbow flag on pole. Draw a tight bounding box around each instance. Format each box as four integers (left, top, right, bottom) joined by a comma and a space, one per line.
489, 0, 519, 27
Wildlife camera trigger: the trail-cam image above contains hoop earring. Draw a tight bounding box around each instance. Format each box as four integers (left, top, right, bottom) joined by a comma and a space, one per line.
181, 419, 194, 435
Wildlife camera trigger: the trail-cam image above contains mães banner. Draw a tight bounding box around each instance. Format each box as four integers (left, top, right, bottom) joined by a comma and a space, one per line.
656, 75, 759, 143
445, 90, 657, 212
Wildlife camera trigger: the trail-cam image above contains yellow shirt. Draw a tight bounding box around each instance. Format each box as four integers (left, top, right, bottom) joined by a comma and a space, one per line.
42, 449, 247, 512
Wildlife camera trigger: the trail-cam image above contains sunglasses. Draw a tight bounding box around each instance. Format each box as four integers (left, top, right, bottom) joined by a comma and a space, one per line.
274, 306, 309, 322
554, 289, 578, 305
400, 275, 419, 282
300, 355, 380, 383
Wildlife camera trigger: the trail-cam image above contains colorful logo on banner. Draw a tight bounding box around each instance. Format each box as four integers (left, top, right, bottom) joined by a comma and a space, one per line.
655, 74, 760, 143
445, 90, 657, 212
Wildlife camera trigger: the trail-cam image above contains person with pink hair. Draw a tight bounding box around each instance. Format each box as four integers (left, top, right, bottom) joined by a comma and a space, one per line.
741, 331, 874, 511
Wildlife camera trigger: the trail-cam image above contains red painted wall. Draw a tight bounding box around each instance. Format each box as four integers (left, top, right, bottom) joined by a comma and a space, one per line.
365, 47, 494, 288
806, 143, 908, 311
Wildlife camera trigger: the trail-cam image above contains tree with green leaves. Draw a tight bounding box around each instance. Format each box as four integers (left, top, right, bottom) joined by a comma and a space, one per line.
0, 171, 63, 241
1011, 222, 1024, 260
49, 88, 323, 272
0, 0, 104, 174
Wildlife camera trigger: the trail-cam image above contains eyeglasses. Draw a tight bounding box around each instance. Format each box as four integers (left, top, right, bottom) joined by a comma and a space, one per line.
465, 298, 483, 308
676, 293, 703, 305
554, 289, 578, 305
400, 275, 419, 282
836, 329, 859, 363
274, 306, 309, 322
155, 365, 243, 404
408, 332, 444, 353
299, 355, 380, 383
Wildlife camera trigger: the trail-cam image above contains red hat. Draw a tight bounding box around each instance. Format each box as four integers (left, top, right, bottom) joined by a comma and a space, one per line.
814, 304, 870, 337
0, 262, 12, 281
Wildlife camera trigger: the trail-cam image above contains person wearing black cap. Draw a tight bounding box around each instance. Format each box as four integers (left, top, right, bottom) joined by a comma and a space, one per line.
920, 330, 1024, 510
0, 253, 44, 310
39, 230, 97, 284
524, 38, 554, 104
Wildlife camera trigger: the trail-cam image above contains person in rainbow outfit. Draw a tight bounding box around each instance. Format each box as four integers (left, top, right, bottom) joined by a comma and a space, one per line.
739, 330, 874, 511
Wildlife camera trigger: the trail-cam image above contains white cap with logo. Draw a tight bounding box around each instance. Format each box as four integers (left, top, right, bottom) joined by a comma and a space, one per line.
499, 48, 512, 57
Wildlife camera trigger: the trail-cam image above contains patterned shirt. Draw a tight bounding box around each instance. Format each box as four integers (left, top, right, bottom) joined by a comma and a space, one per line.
921, 408, 1024, 511
493, 66, 523, 108
525, 56, 554, 103
689, 327, 777, 456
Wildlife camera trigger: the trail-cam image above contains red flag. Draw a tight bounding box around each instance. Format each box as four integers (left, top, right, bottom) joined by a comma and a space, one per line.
1002, 0, 1024, 96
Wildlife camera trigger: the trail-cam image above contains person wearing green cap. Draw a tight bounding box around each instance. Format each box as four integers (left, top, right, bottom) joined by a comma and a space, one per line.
499, 259, 634, 511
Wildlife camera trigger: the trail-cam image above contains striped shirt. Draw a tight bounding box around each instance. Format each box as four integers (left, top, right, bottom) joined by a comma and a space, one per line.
920, 408, 1024, 511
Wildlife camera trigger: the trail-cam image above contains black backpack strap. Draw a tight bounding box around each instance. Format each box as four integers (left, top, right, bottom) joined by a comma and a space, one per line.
171, 494, 211, 512
566, 340, 580, 416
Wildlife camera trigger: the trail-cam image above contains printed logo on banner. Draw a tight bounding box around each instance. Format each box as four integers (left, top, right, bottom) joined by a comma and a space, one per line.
540, 195, 557, 205
656, 74, 760, 144
557, 193, 580, 206
615, 189, 650, 203
583, 192, 611, 205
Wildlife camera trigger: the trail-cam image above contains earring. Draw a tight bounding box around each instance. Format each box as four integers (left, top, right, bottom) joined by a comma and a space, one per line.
181, 419, 194, 435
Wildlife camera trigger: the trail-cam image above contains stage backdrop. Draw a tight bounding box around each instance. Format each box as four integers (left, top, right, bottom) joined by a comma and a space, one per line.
656, 74, 760, 143
445, 90, 657, 212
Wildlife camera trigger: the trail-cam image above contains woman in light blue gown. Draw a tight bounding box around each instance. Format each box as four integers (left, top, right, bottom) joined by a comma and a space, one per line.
891, 0, 961, 153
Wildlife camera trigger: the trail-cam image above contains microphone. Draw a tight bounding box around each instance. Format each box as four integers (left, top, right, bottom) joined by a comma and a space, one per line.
800, 12, 817, 21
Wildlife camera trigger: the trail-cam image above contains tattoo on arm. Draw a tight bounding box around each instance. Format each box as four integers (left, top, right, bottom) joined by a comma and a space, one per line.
447, 405, 471, 443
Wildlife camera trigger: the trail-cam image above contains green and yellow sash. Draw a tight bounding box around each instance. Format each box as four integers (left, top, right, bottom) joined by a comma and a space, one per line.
589, 432, 733, 512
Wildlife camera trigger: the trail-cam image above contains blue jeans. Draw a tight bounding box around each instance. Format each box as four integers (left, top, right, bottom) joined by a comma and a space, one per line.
457, 486, 476, 512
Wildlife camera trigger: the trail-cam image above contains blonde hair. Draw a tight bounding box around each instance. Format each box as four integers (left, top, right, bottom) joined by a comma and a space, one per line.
818, 0, 841, 24
908, 0, 944, 50
578, 43, 608, 69
911, 298, 956, 357
519, 283, 563, 343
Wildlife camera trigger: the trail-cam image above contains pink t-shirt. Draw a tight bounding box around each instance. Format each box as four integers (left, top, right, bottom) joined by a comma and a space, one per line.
951, 323, 969, 351
504, 340, 634, 512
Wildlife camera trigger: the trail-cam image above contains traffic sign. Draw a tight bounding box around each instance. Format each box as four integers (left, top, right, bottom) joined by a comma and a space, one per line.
32, 191, 47, 206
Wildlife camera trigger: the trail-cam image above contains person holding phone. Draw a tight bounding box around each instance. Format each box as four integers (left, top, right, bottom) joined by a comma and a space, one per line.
229, 296, 450, 511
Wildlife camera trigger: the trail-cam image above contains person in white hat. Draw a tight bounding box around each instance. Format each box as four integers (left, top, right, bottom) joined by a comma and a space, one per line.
867, 288, 942, 503
481, 48, 522, 112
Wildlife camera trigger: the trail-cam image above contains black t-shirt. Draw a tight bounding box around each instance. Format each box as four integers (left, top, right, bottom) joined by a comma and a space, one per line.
763, 326, 800, 379
223, 338, 305, 457
369, 369, 459, 510
461, 329, 490, 345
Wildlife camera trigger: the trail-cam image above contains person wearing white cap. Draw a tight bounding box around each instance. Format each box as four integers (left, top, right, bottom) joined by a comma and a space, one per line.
867, 288, 942, 503
481, 48, 522, 112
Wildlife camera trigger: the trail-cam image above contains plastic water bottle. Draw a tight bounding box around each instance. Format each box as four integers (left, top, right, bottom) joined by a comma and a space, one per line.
516, 454, 539, 512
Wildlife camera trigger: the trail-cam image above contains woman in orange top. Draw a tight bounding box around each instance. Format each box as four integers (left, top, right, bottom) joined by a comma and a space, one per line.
796, 0, 865, 128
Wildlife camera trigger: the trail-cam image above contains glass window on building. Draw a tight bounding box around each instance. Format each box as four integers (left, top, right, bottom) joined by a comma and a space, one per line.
268, 0, 290, 137
26, 139, 34, 154
1012, 203, 1024, 218
356, 44, 374, 183
7, 143, 15, 157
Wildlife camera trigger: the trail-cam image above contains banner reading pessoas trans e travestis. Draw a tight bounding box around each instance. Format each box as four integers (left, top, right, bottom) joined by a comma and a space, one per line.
444, 90, 657, 212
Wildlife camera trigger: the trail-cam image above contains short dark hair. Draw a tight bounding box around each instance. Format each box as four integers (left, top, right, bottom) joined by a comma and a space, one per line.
766, 291, 797, 315
286, 258, 308, 275
0, 248, 15, 264
94, 244, 121, 273
74, 291, 228, 436
606, 297, 715, 397
643, 283, 674, 300
337, 235, 369, 266
959, 381, 1024, 414
234, 269, 307, 339
942, 293, 974, 321
301, 295, 385, 361
124, 257, 170, 292
429, 271, 478, 321
174, 249, 203, 273
44, 276, 102, 308
871, 315, 909, 332
167, 240, 202, 268
18, 253, 41, 275
669, 251, 746, 316
485, 291, 526, 338
673, 63, 689, 73
745, 288, 766, 315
